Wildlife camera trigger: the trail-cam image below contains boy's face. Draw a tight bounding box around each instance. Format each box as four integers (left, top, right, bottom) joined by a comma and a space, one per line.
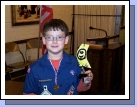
42, 29, 69, 54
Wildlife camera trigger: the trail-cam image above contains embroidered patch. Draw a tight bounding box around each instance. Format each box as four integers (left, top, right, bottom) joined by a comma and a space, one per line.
27, 68, 30, 73
67, 85, 75, 95
70, 70, 75, 76
39, 79, 52, 82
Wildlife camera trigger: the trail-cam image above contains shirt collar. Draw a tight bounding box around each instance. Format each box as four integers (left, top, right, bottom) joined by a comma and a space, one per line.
42, 51, 71, 65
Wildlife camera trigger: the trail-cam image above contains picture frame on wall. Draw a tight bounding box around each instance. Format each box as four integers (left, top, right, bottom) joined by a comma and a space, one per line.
11, 5, 40, 26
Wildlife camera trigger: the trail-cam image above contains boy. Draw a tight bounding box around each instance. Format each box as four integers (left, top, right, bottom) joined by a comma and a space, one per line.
23, 19, 93, 95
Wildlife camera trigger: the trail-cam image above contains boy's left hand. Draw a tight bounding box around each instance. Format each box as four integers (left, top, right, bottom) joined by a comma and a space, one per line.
82, 70, 93, 84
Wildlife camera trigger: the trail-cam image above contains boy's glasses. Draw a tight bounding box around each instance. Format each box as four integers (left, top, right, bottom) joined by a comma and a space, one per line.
45, 36, 65, 41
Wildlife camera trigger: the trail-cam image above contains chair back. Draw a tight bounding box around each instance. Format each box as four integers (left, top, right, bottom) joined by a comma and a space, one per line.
5, 42, 26, 66
25, 39, 42, 63
26, 39, 42, 49
5, 42, 20, 53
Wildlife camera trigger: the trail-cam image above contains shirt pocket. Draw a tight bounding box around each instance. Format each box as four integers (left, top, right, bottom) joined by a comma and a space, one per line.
63, 76, 78, 95
65, 75, 78, 86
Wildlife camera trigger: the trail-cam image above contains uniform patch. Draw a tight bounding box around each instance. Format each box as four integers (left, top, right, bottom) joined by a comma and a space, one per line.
70, 70, 75, 76
27, 68, 30, 73
39, 79, 52, 82
67, 85, 75, 95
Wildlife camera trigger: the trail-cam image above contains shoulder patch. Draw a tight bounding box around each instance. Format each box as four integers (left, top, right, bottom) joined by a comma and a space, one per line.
27, 68, 31, 73
70, 70, 75, 76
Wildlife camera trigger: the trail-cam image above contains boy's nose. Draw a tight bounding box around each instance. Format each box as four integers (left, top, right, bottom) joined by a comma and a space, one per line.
52, 37, 58, 43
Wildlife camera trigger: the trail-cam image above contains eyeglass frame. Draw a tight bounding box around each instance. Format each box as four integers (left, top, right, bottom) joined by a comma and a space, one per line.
45, 36, 66, 41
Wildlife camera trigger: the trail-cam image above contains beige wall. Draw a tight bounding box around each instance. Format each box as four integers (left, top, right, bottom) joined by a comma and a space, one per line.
5, 5, 73, 42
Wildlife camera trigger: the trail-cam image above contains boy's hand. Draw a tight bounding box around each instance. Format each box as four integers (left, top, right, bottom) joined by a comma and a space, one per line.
82, 70, 93, 85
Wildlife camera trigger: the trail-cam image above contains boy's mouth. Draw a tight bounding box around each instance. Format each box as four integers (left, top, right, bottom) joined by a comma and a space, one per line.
51, 46, 58, 48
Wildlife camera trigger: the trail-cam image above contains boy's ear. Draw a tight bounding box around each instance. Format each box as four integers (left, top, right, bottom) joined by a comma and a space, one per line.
42, 36, 46, 45
65, 36, 69, 44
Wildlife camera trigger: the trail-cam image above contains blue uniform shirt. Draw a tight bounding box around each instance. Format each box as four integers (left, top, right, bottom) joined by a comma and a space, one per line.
23, 51, 83, 95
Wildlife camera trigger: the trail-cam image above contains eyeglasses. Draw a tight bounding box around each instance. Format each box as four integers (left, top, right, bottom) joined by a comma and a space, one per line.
45, 36, 66, 41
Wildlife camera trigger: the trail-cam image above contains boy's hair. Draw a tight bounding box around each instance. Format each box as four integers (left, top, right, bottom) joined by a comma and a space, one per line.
42, 19, 69, 37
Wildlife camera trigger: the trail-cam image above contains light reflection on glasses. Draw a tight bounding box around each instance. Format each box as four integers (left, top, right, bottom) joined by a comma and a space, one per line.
45, 36, 65, 41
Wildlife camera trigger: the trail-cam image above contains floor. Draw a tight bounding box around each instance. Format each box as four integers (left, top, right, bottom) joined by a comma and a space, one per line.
5, 75, 26, 95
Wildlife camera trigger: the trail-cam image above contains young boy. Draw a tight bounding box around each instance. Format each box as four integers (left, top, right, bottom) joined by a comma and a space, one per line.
23, 19, 93, 95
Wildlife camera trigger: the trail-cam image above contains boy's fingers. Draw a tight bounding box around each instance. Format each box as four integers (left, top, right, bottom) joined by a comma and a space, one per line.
84, 71, 93, 77
84, 70, 91, 74
84, 77, 93, 82
88, 72, 93, 77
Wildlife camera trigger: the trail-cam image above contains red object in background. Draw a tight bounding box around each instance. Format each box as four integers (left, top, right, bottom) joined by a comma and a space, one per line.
42, 44, 46, 55
40, 5, 53, 55
24, 13, 27, 19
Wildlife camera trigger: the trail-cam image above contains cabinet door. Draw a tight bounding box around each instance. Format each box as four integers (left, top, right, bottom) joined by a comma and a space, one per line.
87, 49, 103, 94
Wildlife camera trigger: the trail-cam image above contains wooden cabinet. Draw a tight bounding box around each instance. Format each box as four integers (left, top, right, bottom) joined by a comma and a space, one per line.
87, 43, 125, 94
